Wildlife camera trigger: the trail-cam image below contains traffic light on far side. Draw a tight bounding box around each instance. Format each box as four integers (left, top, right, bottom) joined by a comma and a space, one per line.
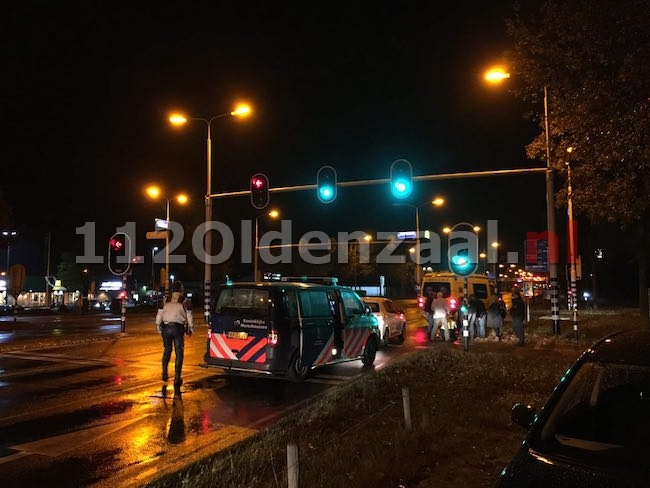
250, 173, 270, 209
108, 232, 131, 275
448, 251, 478, 278
317, 165, 337, 203
390, 159, 413, 199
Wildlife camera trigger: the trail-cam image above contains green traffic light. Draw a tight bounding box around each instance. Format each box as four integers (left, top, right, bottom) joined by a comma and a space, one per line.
317, 166, 337, 203
390, 159, 413, 199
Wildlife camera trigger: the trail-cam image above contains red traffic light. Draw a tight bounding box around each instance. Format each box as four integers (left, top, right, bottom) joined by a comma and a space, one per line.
109, 237, 124, 251
108, 232, 131, 276
250, 173, 270, 209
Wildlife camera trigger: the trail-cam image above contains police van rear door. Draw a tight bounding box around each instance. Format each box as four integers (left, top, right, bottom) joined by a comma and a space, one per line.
209, 286, 271, 364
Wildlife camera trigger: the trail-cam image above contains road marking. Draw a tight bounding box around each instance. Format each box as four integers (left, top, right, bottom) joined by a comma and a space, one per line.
7, 416, 145, 458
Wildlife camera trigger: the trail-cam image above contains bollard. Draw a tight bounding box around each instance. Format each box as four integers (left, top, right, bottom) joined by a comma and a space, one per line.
462, 318, 470, 352
402, 387, 412, 431
287, 443, 299, 488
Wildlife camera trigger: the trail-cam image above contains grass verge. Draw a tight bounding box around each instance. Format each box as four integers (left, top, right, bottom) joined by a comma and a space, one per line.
143, 309, 646, 487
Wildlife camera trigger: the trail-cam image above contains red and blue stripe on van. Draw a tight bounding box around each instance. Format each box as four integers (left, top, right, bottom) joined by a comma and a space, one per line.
312, 327, 373, 366
208, 331, 268, 363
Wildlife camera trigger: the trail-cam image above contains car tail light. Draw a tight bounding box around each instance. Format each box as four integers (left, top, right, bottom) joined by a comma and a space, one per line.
448, 297, 458, 311
417, 296, 425, 309
268, 329, 279, 346
399, 312, 405, 321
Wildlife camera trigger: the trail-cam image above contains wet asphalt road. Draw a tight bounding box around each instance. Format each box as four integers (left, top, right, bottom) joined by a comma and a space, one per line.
0, 306, 424, 487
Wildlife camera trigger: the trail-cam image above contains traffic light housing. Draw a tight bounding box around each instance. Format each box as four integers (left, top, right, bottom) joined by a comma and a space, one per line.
390, 159, 413, 199
317, 165, 337, 203
108, 232, 131, 275
448, 251, 478, 277
250, 173, 270, 209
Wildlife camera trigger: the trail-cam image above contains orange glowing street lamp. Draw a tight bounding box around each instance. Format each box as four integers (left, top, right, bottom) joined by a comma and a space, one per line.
145, 185, 189, 292
168, 102, 252, 324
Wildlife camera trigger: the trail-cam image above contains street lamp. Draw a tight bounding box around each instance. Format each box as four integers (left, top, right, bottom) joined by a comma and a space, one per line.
490, 241, 500, 291
393, 197, 445, 288
145, 185, 188, 293
484, 68, 560, 335
254, 209, 280, 282
169, 102, 252, 324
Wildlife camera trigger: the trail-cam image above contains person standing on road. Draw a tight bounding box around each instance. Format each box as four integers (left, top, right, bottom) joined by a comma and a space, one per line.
155, 281, 194, 393
509, 289, 525, 346
425, 288, 435, 341
431, 291, 450, 341
485, 295, 504, 341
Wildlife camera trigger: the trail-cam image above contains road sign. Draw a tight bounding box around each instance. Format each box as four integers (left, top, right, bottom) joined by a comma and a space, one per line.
146, 231, 168, 240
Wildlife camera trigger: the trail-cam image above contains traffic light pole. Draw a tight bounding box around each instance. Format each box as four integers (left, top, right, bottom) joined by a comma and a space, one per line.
120, 273, 127, 333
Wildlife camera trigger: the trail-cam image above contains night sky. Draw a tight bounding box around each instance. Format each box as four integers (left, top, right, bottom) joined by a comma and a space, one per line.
4, 2, 550, 279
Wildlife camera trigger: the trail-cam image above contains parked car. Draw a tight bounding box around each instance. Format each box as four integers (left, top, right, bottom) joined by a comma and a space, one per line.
363, 296, 406, 347
496, 329, 650, 487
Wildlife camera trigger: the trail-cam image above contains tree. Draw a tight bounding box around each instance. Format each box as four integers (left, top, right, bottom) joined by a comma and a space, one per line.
505, 0, 650, 325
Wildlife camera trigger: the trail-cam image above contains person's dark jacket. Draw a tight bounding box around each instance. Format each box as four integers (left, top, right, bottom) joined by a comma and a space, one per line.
510, 294, 525, 319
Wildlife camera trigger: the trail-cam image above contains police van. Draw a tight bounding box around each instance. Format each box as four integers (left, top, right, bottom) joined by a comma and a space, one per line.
418, 271, 496, 319
200, 281, 381, 382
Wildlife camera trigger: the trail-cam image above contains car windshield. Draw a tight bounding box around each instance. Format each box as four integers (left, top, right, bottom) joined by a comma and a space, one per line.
537, 361, 650, 468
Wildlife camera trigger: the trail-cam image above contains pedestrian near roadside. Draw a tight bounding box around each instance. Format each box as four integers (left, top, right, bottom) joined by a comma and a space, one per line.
510, 289, 526, 346
467, 294, 487, 339
485, 295, 504, 341
431, 291, 451, 341
424, 288, 435, 341
155, 281, 194, 393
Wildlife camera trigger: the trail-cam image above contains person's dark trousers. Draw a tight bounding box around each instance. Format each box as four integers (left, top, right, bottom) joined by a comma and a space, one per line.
161, 323, 185, 387
511, 318, 525, 345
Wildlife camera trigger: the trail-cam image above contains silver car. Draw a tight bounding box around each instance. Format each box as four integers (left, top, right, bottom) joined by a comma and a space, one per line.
363, 296, 406, 347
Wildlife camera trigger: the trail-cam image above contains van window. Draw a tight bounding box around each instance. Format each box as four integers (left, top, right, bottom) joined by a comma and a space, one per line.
365, 302, 380, 313
215, 288, 270, 317
282, 289, 298, 318
341, 290, 365, 316
422, 281, 452, 298
472, 283, 488, 300
298, 290, 333, 318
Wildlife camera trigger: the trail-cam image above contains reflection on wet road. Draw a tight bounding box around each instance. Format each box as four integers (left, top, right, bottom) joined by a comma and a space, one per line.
0, 306, 422, 487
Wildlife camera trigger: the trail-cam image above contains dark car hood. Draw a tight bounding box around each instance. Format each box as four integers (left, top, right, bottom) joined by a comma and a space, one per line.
495, 445, 649, 488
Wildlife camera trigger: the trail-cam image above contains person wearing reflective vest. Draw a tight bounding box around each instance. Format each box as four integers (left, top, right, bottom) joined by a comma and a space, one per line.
155, 280, 194, 392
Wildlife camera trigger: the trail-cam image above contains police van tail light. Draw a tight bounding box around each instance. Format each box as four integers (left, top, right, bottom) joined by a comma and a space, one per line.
448, 297, 458, 311
268, 329, 278, 346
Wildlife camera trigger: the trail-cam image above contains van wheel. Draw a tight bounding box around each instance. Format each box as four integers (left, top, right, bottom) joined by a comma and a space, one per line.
396, 323, 406, 344
362, 337, 378, 367
287, 353, 310, 383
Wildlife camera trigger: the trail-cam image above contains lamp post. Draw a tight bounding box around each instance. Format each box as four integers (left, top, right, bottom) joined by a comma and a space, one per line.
2, 230, 17, 272
145, 185, 188, 293
169, 103, 252, 324
484, 69, 560, 335
151, 246, 159, 290
566, 159, 579, 341
490, 241, 500, 293
394, 197, 445, 290
254, 209, 280, 282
